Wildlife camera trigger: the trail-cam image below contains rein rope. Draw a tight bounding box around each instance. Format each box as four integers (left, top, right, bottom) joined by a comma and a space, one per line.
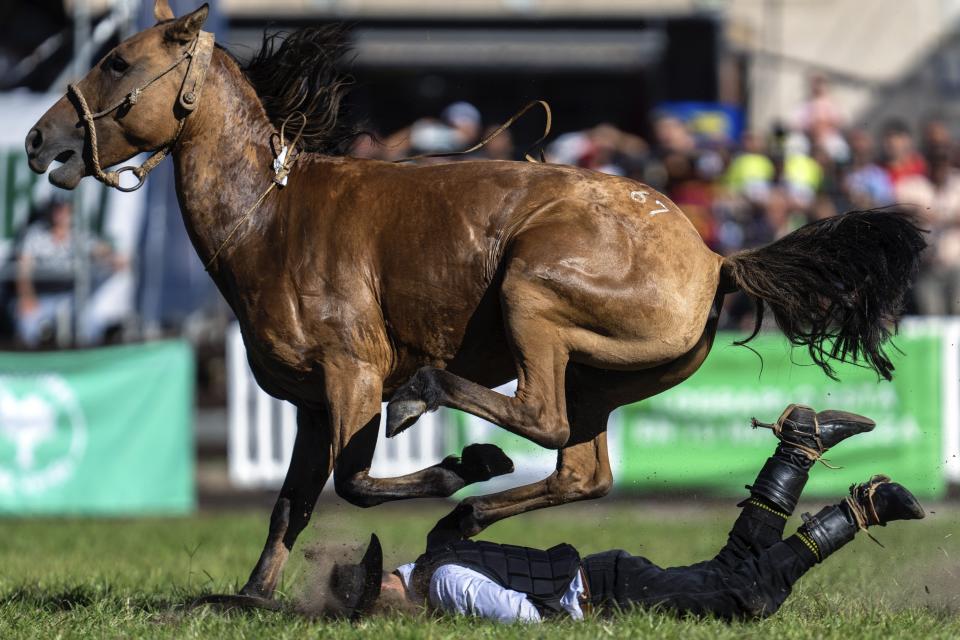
69, 85, 184, 192
68, 31, 214, 193
204, 111, 308, 271
393, 100, 553, 164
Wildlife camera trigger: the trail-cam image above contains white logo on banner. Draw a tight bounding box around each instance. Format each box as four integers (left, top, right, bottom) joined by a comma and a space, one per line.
0, 374, 87, 497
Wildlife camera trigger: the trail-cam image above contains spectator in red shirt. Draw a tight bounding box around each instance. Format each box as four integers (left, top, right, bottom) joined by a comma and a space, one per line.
882, 119, 927, 185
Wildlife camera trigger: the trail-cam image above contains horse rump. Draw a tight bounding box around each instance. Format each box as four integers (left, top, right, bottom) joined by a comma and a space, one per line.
720, 209, 926, 381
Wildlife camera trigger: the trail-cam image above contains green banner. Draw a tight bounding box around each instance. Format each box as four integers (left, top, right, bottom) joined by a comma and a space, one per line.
0, 340, 195, 515
452, 330, 946, 499
616, 331, 944, 499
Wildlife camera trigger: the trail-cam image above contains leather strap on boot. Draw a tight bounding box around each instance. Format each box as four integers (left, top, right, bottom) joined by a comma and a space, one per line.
798, 505, 856, 562
844, 474, 890, 548
752, 404, 838, 468
753, 404, 875, 469
747, 456, 808, 514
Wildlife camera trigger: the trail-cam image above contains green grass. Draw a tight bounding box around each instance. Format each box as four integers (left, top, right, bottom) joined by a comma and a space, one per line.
1, 498, 958, 638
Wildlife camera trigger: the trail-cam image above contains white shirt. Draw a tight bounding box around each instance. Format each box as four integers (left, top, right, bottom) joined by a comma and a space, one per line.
395, 561, 585, 623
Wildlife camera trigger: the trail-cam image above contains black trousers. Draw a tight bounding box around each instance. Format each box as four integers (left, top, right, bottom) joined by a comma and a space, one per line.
582, 504, 818, 620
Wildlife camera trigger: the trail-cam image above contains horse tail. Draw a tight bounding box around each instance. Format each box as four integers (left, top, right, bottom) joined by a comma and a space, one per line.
719, 209, 926, 381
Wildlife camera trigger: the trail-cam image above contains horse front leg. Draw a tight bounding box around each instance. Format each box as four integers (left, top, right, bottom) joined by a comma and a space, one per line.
240, 407, 332, 598
330, 365, 515, 506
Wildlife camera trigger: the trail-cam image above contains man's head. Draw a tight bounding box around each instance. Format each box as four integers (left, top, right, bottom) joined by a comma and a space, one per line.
882, 119, 915, 161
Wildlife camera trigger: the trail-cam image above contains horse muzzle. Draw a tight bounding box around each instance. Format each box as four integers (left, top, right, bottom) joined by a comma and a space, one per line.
26, 97, 87, 190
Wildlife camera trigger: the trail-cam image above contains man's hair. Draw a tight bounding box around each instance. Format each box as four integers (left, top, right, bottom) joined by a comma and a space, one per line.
883, 118, 911, 136
370, 588, 421, 616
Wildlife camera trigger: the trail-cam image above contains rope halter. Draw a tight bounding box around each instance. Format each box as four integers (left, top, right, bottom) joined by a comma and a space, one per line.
67, 31, 215, 192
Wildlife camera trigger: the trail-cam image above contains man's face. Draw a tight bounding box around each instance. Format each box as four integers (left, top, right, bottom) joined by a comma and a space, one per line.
884, 132, 912, 160
381, 572, 405, 595
370, 571, 421, 615
51, 203, 72, 228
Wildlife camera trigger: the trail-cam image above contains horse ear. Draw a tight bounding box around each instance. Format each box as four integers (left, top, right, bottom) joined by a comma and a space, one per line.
163, 3, 209, 43
154, 0, 175, 21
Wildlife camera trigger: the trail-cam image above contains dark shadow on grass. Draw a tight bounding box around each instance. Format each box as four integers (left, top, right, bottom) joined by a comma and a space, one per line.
1, 585, 101, 611
0, 583, 288, 617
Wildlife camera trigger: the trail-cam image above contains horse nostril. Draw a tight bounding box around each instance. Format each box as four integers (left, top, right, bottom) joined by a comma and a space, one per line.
27, 128, 43, 151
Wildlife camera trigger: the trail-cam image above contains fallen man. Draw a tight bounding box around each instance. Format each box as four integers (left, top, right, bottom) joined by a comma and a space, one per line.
329, 405, 925, 621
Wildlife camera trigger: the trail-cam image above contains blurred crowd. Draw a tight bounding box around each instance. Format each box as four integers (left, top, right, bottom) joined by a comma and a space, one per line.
354, 76, 960, 321
11, 76, 960, 347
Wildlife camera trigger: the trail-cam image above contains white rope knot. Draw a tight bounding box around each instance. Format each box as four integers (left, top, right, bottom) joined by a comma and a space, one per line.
272, 145, 290, 187
126, 88, 141, 106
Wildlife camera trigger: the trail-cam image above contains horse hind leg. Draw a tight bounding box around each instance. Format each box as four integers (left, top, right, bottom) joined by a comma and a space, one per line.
423, 320, 722, 547
387, 278, 574, 449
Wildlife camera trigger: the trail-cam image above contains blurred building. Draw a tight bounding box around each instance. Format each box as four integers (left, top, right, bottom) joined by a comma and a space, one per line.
224, 0, 723, 143
726, 0, 960, 135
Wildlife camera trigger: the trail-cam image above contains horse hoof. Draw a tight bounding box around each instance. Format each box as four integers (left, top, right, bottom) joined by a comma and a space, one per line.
426, 515, 466, 550
425, 501, 481, 550
187, 593, 282, 613
239, 580, 273, 599
460, 443, 514, 483
386, 399, 426, 438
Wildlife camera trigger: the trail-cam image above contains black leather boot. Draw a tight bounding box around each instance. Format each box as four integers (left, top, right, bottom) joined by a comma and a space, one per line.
845, 474, 926, 528
752, 404, 875, 465
746, 456, 808, 515
796, 475, 924, 562
795, 504, 855, 562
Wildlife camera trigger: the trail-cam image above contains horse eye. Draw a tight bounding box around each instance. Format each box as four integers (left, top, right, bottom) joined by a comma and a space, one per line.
109, 56, 129, 74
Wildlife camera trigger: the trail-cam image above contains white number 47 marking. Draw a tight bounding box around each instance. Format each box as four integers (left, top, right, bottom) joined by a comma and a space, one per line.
649, 200, 670, 216
630, 190, 670, 216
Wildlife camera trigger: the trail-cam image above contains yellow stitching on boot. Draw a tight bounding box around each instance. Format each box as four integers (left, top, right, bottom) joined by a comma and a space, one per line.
796, 532, 820, 560
795, 532, 821, 561
747, 498, 790, 520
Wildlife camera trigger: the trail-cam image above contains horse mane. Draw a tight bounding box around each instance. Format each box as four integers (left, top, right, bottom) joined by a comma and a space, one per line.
238, 26, 365, 155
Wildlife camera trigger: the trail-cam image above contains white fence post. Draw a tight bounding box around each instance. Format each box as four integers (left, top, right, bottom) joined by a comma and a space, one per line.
944, 320, 960, 484
226, 323, 448, 488
902, 316, 960, 486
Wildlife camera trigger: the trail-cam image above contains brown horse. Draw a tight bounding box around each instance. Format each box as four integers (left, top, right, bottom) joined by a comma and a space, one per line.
26, 1, 923, 603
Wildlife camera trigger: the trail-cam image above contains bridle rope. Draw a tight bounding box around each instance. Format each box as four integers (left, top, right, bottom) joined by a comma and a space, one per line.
393, 100, 553, 164
68, 31, 215, 193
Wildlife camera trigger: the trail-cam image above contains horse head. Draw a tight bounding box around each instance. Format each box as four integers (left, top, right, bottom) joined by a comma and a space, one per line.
26, 0, 210, 190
